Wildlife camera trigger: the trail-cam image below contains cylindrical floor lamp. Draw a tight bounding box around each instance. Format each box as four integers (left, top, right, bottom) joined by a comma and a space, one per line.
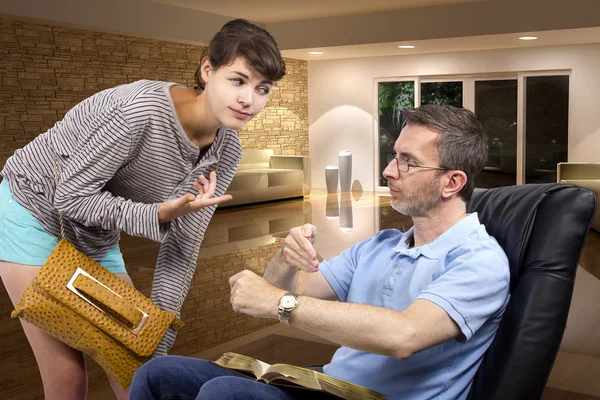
325, 165, 339, 193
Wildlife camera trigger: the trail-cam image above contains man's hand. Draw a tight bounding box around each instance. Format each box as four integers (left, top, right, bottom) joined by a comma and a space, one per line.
280, 224, 319, 273
229, 270, 286, 319
157, 171, 232, 222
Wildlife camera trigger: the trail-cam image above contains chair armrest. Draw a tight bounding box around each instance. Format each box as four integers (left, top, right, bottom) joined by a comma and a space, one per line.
269, 155, 311, 195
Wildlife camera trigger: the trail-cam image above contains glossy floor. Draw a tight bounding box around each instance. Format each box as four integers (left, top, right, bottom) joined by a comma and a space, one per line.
5, 188, 598, 399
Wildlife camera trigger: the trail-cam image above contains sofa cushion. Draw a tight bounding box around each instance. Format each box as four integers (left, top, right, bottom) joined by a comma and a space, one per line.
266, 169, 304, 187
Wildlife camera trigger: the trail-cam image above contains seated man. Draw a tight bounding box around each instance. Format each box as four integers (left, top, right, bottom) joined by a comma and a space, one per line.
130, 105, 510, 400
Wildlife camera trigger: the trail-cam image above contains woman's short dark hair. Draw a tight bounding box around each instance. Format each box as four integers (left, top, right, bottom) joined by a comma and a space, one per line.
402, 105, 488, 202
194, 19, 286, 89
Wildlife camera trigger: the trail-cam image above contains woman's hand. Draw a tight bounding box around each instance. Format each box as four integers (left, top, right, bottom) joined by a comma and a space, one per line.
157, 171, 232, 223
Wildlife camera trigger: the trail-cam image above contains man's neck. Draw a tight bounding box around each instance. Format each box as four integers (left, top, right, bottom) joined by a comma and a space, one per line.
410, 202, 467, 248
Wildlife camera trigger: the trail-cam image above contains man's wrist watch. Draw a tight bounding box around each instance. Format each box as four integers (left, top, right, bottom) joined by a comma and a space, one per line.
278, 292, 299, 325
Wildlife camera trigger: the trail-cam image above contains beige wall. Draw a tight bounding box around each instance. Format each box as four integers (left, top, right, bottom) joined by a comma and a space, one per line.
0, 16, 308, 168
308, 43, 600, 190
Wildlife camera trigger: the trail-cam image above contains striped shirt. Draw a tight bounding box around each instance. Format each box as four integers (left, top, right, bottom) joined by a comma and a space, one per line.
1, 80, 242, 355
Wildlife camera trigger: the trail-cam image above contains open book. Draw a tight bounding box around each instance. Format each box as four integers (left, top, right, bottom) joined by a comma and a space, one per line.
213, 352, 387, 400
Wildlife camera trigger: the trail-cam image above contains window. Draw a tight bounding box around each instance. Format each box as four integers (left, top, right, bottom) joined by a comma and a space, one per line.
376, 73, 569, 189
474, 79, 518, 188
421, 81, 463, 107
378, 81, 415, 186
525, 75, 569, 183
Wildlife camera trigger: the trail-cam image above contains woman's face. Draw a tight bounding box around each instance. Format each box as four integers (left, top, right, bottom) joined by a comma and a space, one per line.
201, 57, 273, 131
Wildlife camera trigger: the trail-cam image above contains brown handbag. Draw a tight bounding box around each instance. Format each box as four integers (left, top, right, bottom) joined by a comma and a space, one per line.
11, 138, 227, 387
11, 237, 185, 387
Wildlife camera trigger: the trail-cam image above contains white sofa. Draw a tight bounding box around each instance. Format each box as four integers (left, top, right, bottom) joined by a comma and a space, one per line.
222, 149, 311, 207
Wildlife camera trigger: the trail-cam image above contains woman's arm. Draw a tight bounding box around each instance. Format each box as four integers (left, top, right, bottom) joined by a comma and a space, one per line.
53, 103, 170, 241
150, 134, 241, 355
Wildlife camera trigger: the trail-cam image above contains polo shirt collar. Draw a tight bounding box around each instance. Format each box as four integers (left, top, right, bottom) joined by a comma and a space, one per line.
393, 213, 481, 259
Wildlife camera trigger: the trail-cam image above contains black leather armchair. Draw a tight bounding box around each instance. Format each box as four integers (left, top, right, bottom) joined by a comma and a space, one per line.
466, 183, 596, 400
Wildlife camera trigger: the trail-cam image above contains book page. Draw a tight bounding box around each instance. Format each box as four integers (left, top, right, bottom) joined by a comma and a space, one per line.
255, 358, 272, 375
214, 352, 271, 378
262, 364, 322, 390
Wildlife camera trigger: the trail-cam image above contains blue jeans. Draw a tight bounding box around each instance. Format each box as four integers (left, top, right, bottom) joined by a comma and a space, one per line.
130, 356, 335, 400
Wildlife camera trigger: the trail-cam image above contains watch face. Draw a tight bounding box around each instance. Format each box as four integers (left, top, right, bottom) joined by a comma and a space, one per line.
281, 295, 297, 308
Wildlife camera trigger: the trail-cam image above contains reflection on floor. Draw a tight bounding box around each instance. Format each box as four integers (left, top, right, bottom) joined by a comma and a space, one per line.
5, 189, 600, 399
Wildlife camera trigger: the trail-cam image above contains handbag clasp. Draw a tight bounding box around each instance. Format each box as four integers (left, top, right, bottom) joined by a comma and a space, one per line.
66, 268, 149, 335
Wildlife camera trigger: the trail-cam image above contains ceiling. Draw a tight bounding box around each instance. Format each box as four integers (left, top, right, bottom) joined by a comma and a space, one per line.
2, 0, 599, 61
281, 27, 600, 60
148, 0, 483, 23
145, 0, 600, 60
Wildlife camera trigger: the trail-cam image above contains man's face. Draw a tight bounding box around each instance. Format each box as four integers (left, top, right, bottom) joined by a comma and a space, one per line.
382, 124, 445, 217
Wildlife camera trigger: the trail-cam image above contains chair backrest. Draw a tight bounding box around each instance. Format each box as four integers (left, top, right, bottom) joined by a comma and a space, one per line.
466, 183, 596, 400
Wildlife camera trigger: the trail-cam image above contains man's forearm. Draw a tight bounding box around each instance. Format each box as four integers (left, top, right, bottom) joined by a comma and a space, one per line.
263, 249, 299, 292
290, 296, 415, 359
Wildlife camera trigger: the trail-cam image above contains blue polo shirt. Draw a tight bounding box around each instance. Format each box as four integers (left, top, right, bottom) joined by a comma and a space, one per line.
320, 213, 510, 400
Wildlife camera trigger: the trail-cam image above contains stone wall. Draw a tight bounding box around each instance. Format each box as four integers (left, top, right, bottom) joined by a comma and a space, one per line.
0, 15, 308, 168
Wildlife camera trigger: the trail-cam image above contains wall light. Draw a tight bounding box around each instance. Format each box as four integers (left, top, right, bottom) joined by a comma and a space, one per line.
398, 45, 416, 49
519, 36, 538, 41
308, 51, 324, 55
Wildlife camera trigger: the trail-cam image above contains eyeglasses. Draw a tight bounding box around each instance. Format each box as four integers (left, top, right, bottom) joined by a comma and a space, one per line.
390, 156, 450, 174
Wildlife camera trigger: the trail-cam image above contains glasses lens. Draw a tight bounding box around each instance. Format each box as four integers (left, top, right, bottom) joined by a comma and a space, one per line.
396, 158, 407, 172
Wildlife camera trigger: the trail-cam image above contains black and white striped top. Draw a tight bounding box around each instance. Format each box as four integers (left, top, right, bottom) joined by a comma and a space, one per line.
1, 80, 242, 355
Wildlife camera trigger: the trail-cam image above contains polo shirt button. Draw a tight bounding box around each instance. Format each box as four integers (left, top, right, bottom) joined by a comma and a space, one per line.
394, 267, 400, 274
8, 199, 12, 204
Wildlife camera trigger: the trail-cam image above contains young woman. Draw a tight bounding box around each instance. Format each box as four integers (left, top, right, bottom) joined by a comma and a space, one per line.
0, 18, 285, 400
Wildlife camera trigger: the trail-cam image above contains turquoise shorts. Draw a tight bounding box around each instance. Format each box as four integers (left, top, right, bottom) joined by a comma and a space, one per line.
0, 178, 127, 273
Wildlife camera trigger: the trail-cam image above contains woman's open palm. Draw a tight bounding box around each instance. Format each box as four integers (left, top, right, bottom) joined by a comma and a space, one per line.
157, 171, 233, 222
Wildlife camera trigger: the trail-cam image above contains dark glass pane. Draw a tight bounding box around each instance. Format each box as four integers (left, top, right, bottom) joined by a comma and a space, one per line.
474, 80, 518, 188
378, 81, 415, 186
525, 75, 569, 183
420, 82, 463, 107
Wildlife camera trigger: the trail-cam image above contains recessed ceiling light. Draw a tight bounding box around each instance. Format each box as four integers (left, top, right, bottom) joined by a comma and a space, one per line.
398, 45, 416, 49
519, 36, 538, 41
308, 51, 324, 55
